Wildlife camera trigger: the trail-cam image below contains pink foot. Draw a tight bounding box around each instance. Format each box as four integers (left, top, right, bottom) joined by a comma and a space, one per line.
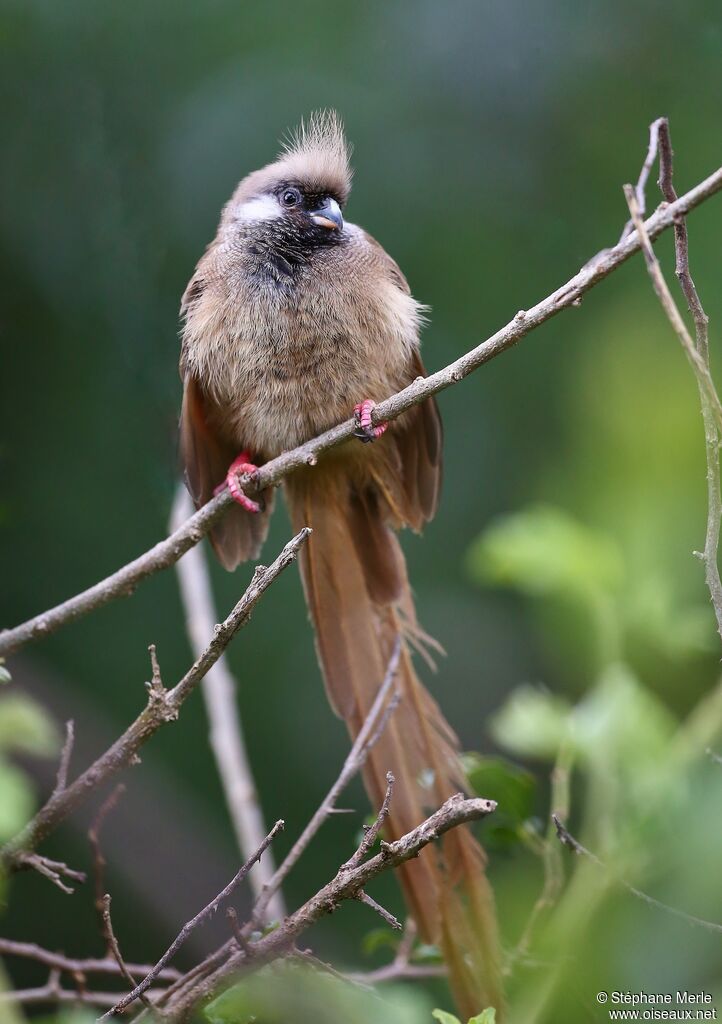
214, 451, 261, 513
354, 399, 388, 443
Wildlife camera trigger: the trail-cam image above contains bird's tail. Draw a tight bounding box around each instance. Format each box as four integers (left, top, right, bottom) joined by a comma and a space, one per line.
285, 466, 504, 1020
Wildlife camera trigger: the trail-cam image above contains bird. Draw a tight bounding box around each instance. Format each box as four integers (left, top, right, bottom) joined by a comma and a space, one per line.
178, 111, 503, 1018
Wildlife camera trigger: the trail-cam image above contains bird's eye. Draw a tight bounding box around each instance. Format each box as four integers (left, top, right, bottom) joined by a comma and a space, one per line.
281, 187, 302, 207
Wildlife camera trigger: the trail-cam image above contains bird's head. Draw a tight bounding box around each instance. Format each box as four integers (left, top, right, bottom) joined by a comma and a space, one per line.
223, 111, 351, 253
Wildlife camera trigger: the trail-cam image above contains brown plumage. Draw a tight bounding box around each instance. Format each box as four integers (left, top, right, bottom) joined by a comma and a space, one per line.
179, 111, 503, 1018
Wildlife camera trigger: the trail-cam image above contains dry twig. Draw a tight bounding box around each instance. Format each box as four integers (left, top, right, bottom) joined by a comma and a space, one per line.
13, 851, 86, 895
88, 784, 126, 951
0, 529, 310, 875
52, 720, 75, 796
655, 120, 722, 640
159, 793, 497, 1022
250, 637, 402, 926
0, 937, 181, 982
103, 820, 285, 1017
101, 894, 153, 1009
170, 485, 285, 922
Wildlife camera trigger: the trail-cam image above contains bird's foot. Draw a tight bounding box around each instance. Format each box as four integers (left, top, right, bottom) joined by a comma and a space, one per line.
214, 451, 262, 513
354, 400, 388, 443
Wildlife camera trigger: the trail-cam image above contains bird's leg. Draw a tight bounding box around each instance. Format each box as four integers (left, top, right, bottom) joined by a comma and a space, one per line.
214, 451, 262, 513
354, 399, 388, 443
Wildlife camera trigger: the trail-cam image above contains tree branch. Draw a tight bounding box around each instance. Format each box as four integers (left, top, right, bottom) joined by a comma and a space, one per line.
2, 157, 722, 658
0, 937, 181, 982
160, 793, 497, 1022
655, 120, 722, 642
170, 486, 285, 923
623, 123, 722, 639
249, 636, 402, 926
103, 820, 285, 1018
0, 529, 310, 874
101, 894, 153, 1010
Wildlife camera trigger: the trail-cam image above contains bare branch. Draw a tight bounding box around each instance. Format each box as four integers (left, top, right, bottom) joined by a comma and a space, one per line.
343, 771, 395, 870
161, 793, 497, 1020
3, 160, 722, 659
101, 894, 153, 1009
0, 981, 168, 1009
250, 637, 402, 925
170, 486, 285, 922
52, 720, 75, 796
102, 820, 284, 1018
356, 890, 402, 931
654, 120, 722, 643
0, 529, 310, 874
13, 852, 86, 895
625, 144, 722, 640
618, 116, 666, 242
88, 784, 126, 951
0, 937, 181, 982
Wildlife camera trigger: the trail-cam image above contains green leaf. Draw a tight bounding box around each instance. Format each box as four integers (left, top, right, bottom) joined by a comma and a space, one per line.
467, 505, 624, 602
490, 686, 573, 760
573, 662, 677, 809
432, 1012, 461, 1024
463, 754, 537, 849
464, 754, 535, 823
469, 1011, 496, 1024
413, 943, 443, 964
0, 694, 59, 756
362, 928, 400, 956
0, 757, 36, 843
0, 665, 11, 685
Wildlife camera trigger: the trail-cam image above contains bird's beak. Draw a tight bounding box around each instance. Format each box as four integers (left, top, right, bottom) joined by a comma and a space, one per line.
311, 198, 344, 231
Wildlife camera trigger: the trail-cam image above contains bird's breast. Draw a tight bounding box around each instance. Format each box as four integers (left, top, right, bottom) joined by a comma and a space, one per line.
184, 259, 415, 457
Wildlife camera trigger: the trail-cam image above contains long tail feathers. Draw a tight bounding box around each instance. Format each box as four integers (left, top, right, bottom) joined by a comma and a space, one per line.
286, 469, 504, 1020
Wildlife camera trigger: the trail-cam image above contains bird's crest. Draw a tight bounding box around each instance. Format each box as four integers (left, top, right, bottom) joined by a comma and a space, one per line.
276, 110, 352, 203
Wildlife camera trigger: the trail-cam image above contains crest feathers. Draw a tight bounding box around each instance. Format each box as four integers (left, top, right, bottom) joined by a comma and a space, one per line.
277, 109, 352, 203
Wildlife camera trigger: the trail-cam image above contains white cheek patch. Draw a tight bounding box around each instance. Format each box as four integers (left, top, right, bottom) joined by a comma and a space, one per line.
237, 194, 283, 223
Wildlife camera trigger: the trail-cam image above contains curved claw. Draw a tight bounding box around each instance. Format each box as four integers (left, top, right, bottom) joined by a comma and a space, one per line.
354, 400, 388, 443
214, 452, 262, 513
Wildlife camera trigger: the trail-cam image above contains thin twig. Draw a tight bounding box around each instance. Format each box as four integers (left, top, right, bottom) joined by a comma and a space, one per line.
102, 820, 285, 1017
0, 937, 181, 981
52, 720, 75, 796
3, 160, 722, 659
343, 771, 395, 870
13, 852, 86, 895
226, 908, 250, 954
618, 117, 666, 242
356, 890, 402, 931
101, 894, 153, 1009
624, 186, 722, 434
170, 485, 285, 923
88, 784, 126, 952
0, 982, 168, 1009
162, 640, 404, 1005
0, 529, 309, 875
160, 793, 497, 1021
654, 120, 722, 642
250, 637, 402, 926
552, 815, 722, 934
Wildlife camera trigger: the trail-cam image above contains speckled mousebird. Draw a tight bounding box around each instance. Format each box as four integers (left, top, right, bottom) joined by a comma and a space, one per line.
178, 111, 502, 1018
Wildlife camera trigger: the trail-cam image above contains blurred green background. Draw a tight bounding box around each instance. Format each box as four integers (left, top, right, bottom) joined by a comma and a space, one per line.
2, 2, 722, 1022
